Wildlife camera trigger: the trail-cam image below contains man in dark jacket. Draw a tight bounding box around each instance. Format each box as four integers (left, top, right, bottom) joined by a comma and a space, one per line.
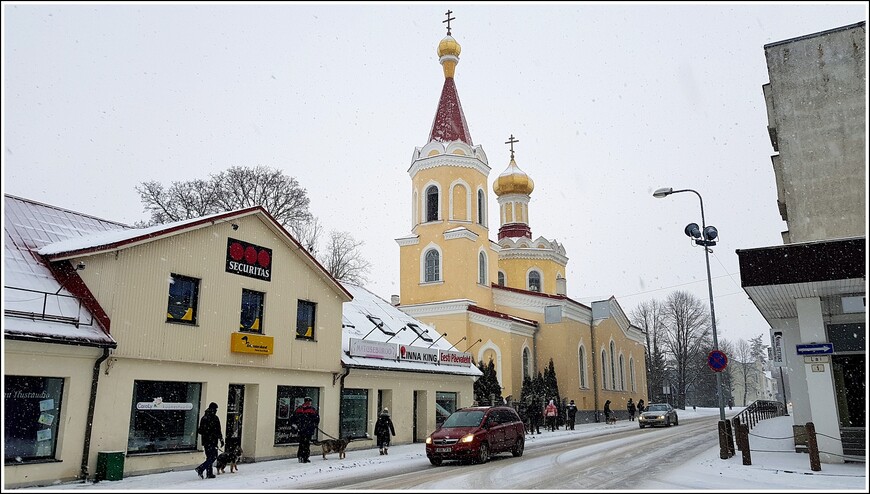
566, 400, 578, 430
290, 397, 320, 463
195, 402, 223, 479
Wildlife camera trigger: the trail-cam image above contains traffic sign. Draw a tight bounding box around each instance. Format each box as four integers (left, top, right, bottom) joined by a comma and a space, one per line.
707, 349, 728, 372
796, 343, 834, 355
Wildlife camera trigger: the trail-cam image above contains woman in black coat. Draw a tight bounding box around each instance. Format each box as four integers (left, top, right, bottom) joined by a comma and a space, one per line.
374, 408, 396, 455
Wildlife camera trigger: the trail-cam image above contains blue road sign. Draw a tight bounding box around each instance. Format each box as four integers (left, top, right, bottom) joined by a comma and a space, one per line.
796, 343, 834, 355
707, 349, 728, 372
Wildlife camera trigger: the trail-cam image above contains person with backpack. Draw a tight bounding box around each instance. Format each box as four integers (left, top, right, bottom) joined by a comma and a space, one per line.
374, 408, 396, 455
565, 400, 578, 430
545, 399, 558, 432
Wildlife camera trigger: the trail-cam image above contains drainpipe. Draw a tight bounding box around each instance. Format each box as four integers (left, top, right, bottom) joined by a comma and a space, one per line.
337, 366, 351, 437
80, 347, 111, 480
590, 318, 599, 423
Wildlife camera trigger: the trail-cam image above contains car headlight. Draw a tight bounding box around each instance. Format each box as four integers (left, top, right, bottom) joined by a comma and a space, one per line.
425, 436, 432, 444
460, 434, 475, 443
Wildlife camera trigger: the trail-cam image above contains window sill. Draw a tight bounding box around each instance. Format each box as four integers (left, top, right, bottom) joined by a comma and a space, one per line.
5, 458, 62, 466
166, 319, 198, 326
295, 337, 316, 342
420, 280, 444, 286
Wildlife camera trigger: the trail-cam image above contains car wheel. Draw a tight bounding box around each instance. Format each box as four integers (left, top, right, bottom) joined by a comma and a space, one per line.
476, 442, 490, 464
512, 437, 524, 457
429, 457, 442, 466
666, 417, 672, 427
639, 423, 644, 429
674, 416, 679, 426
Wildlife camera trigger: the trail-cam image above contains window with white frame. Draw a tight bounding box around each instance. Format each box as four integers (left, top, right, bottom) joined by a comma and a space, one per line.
528, 270, 541, 292
610, 342, 616, 390
426, 185, 439, 222
497, 271, 505, 286
477, 189, 485, 225
424, 249, 440, 282
578, 346, 587, 388
601, 349, 608, 389
478, 252, 487, 285
619, 354, 626, 391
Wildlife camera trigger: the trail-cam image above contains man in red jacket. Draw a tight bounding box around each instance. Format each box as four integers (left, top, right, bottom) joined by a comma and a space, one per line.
290, 397, 320, 463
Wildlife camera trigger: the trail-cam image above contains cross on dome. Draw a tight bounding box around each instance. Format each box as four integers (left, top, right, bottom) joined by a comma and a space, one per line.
505, 134, 519, 159
443, 10, 455, 35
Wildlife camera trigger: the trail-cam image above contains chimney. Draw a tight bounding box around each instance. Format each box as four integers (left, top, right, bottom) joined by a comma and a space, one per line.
391, 295, 400, 306
556, 275, 567, 296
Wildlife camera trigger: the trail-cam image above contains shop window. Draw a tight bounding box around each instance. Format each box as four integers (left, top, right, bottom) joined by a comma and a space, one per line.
166, 273, 199, 325
296, 300, 317, 340
435, 391, 457, 427
240, 289, 264, 333
4, 376, 64, 463
340, 389, 369, 440
127, 380, 201, 454
274, 386, 320, 445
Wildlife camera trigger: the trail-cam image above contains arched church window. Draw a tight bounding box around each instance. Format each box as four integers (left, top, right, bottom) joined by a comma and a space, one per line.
610, 341, 617, 390
578, 346, 587, 388
497, 271, 505, 286
426, 185, 439, 222
478, 252, 487, 285
601, 349, 608, 389
522, 347, 531, 381
424, 249, 440, 282
477, 189, 485, 225
619, 354, 626, 391
528, 271, 541, 292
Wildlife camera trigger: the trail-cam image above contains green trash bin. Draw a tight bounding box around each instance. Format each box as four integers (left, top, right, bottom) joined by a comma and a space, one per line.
95, 451, 125, 481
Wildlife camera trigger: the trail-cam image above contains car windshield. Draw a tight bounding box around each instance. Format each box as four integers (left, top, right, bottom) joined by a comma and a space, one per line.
646, 404, 668, 412
441, 410, 485, 427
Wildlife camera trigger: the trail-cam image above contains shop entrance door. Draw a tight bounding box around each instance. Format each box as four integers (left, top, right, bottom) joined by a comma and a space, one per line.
226, 384, 245, 451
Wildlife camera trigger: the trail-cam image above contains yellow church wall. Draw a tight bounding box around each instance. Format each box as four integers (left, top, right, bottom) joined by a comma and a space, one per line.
589, 317, 649, 415
398, 240, 495, 307
468, 322, 527, 401
498, 257, 565, 294
411, 167, 488, 228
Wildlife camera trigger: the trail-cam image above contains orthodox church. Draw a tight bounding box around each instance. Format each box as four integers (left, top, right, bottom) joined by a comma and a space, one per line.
395, 15, 647, 421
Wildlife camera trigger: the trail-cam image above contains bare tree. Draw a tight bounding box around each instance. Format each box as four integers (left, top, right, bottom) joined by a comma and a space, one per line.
732, 338, 760, 406
661, 290, 711, 408
630, 299, 668, 403
136, 165, 370, 283
320, 231, 371, 285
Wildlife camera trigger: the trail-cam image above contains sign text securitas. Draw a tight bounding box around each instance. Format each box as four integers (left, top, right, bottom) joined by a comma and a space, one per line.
226, 237, 272, 282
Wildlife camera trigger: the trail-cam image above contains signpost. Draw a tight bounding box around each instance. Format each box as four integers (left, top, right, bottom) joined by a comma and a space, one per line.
707, 349, 728, 373
796, 343, 834, 355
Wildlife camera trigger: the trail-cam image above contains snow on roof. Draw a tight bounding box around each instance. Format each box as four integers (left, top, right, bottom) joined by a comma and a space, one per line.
340, 283, 481, 377
4, 195, 119, 346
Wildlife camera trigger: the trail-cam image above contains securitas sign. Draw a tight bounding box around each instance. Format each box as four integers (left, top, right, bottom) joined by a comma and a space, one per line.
399, 344, 439, 364
226, 238, 272, 282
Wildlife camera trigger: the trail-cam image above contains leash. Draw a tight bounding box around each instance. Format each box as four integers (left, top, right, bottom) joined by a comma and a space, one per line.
316, 427, 338, 440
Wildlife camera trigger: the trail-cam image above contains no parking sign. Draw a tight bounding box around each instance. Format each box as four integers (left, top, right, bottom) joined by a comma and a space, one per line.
707, 349, 728, 372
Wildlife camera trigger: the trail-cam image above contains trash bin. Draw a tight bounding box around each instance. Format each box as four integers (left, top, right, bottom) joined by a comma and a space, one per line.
95, 451, 125, 481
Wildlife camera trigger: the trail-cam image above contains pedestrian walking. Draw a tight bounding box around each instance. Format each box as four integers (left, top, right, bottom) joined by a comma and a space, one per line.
603, 399, 613, 424
637, 399, 645, 414
528, 399, 542, 434
566, 400, 578, 430
545, 399, 558, 431
194, 402, 223, 479
627, 398, 637, 421
374, 408, 396, 455
289, 397, 320, 463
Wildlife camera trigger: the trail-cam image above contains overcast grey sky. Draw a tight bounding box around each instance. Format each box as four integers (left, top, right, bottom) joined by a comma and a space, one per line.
3, 2, 867, 347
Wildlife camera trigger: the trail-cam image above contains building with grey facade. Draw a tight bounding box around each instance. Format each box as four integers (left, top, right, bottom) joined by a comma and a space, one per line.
737, 21, 865, 462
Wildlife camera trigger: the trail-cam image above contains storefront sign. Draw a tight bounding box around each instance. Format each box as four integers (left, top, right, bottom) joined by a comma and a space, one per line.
349, 338, 397, 360
136, 398, 194, 410
439, 350, 473, 366
399, 344, 439, 364
226, 237, 272, 282
230, 332, 274, 355
772, 331, 784, 367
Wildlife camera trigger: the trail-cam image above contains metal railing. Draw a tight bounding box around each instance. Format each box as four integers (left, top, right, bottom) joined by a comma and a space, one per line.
4, 286, 93, 328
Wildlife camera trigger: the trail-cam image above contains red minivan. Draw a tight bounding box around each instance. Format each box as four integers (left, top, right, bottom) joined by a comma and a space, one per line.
425, 406, 525, 466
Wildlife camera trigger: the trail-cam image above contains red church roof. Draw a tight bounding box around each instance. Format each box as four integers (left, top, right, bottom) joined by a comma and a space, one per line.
428, 77, 473, 145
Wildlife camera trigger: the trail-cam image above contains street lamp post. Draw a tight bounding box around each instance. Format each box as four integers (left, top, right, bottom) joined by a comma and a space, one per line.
653, 187, 726, 422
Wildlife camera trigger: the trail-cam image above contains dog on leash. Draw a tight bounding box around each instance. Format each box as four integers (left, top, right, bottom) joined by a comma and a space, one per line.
313, 437, 350, 460
606, 416, 618, 425
215, 445, 243, 474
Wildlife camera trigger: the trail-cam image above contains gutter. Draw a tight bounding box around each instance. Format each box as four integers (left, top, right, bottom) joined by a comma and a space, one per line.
337, 366, 351, 437
80, 347, 111, 480
590, 317, 599, 423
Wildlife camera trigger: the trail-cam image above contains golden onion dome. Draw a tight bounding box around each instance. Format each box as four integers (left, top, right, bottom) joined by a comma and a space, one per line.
493, 159, 535, 196
437, 35, 461, 79
437, 35, 461, 58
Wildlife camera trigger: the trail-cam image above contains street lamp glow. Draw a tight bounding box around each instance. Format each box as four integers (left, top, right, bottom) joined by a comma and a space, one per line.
653, 187, 727, 422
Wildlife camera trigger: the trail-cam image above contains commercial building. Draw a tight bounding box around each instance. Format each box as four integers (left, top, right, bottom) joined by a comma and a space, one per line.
736, 21, 866, 461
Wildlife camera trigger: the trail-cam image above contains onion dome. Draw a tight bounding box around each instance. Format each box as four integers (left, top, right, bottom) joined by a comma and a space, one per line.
429, 31, 472, 145
493, 159, 535, 196
437, 35, 461, 78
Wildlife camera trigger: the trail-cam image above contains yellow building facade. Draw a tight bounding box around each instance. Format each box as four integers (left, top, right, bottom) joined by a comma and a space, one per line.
396, 22, 648, 422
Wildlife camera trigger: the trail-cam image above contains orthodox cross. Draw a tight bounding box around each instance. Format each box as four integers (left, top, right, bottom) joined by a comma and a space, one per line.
443, 10, 455, 35
505, 134, 519, 159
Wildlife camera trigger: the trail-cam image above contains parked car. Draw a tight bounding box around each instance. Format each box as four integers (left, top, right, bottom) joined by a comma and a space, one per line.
425, 406, 525, 466
638, 402, 679, 428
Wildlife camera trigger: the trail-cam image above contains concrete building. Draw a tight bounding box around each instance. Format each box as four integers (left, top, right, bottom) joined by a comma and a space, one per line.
394, 19, 647, 423
736, 21, 866, 462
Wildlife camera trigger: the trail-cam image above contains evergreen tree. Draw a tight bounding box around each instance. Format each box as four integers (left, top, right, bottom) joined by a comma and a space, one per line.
473, 358, 503, 405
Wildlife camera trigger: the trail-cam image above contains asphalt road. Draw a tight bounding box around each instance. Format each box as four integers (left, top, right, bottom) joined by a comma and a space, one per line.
297, 414, 723, 490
